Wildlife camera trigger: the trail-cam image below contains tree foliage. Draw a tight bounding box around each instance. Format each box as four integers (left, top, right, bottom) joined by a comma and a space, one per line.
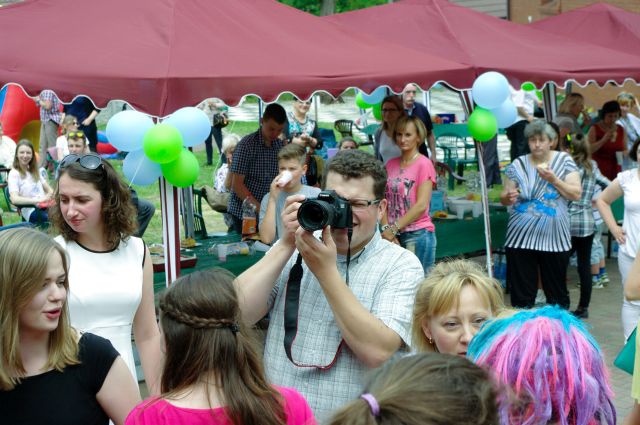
278, 0, 390, 16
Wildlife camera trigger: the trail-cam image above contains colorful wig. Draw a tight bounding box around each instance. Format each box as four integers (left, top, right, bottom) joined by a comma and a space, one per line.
467, 306, 615, 425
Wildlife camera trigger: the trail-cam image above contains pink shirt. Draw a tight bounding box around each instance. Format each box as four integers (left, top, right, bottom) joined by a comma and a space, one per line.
125, 386, 316, 425
385, 155, 436, 232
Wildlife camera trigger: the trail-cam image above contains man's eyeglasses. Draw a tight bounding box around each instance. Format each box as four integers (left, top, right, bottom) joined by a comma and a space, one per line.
349, 199, 381, 211
59, 153, 103, 170
67, 131, 85, 139
381, 108, 399, 113
71, 121, 79, 125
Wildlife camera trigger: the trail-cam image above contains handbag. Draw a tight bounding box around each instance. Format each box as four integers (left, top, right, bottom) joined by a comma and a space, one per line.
204, 186, 229, 213
614, 327, 637, 375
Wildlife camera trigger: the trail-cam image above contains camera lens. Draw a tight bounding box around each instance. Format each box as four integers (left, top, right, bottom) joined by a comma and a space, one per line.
298, 200, 334, 231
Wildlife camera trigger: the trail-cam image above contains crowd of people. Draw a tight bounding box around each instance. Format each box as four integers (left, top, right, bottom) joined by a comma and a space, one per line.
1, 87, 640, 424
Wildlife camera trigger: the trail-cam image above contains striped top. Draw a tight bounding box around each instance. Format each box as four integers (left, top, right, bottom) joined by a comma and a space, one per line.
504, 152, 578, 252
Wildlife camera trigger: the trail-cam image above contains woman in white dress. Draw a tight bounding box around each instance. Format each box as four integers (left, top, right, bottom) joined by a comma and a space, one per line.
50, 153, 161, 394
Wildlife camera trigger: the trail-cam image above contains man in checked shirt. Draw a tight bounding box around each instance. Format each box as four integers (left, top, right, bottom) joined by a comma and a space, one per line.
227, 103, 287, 234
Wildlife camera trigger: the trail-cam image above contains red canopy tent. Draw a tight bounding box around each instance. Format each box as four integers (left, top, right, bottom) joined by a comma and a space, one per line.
0, 0, 478, 284
325, 0, 640, 88
0, 0, 475, 117
327, 0, 640, 271
530, 2, 640, 55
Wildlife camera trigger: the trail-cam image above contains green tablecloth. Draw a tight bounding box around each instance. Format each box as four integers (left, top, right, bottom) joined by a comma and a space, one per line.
153, 234, 264, 292
435, 207, 508, 259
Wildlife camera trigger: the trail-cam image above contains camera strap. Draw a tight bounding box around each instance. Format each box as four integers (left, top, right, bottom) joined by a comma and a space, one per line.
283, 253, 345, 370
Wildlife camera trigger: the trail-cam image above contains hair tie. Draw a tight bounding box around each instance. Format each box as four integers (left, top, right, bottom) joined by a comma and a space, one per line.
228, 323, 240, 334
360, 393, 380, 417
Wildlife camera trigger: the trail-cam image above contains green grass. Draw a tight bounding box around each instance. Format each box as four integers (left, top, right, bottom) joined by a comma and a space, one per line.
0, 121, 503, 243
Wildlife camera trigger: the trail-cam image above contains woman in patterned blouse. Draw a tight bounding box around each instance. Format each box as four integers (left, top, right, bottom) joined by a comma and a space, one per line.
500, 120, 581, 310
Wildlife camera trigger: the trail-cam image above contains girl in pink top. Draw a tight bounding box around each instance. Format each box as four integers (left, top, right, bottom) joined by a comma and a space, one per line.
382, 116, 437, 273
125, 269, 316, 425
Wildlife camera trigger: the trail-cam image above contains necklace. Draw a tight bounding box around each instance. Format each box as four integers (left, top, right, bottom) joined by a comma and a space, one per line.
401, 151, 419, 167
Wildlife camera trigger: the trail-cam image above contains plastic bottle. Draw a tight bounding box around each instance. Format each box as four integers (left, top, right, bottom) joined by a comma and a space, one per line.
209, 242, 252, 260
241, 198, 257, 237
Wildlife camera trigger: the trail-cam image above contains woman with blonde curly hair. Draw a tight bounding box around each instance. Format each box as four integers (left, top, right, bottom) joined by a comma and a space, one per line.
49, 154, 161, 394
412, 259, 504, 355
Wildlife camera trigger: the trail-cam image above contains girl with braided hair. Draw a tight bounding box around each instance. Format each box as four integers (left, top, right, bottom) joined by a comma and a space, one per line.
125, 268, 315, 425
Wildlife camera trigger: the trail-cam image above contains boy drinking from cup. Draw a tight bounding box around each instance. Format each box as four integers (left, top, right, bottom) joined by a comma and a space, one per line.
259, 144, 320, 245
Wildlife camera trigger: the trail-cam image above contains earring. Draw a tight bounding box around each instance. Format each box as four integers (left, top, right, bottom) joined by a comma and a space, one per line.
428, 337, 433, 345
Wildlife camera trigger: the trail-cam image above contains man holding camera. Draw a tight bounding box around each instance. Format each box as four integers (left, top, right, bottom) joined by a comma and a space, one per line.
235, 150, 423, 419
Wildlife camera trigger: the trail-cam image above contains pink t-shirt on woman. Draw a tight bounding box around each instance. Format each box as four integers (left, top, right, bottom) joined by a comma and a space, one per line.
125, 386, 316, 425
385, 155, 436, 232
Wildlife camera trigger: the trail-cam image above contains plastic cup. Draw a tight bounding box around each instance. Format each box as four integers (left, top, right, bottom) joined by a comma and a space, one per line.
277, 170, 293, 187
472, 202, 482, 218
217, 244, 227, 262
616, 151, 624, 166
456, 205, 465, 220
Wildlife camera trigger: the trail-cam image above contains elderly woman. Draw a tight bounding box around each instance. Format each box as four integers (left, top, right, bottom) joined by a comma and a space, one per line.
554, 92, 591, 135
588, 100, 628, 180
500, 120, 581, 309
284, 97, 323, 187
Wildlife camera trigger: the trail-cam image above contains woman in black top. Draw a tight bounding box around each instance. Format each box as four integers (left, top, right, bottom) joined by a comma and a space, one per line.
0, 228, 140, 425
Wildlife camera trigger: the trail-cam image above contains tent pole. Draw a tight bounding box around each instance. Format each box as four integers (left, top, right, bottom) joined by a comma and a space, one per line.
542, 83, 557, 120
160, 177, 181, 286
459, 89, 493, 277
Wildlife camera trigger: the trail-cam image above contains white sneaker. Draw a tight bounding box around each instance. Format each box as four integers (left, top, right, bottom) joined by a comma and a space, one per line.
535, 289, 547, 306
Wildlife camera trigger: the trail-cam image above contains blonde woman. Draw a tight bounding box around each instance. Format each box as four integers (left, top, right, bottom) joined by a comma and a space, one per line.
0, 228, 139, 424
411, 259, 504, 355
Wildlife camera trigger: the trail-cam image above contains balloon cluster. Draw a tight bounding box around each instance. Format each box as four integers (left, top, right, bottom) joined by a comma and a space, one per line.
106, 108, 210, 187
354, 87, 387, 120
468, 72, 518, 142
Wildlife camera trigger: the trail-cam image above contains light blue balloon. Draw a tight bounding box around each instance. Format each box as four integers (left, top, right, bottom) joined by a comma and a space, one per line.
360, 86, 387, 105
105, 110, 154, 152
164, 107, 211, 148
122, 149, 162, 185
472, 71, 510, 110
491, 98, 517, 129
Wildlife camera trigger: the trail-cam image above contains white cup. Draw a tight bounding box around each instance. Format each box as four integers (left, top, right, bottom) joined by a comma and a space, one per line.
456, 205, 465, 220
217, 244, 227, 262
277, 170, 293, 187
472, 202, 482, 218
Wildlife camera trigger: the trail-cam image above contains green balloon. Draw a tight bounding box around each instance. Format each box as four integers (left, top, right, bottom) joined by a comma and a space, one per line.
521, 82, 536, 92
143, 123, 183, 164
356, 93, 373, 109
468, 108, 497, 142
161, 149, 200, 188
535, 90, 543, 101
372, 102, 382, 120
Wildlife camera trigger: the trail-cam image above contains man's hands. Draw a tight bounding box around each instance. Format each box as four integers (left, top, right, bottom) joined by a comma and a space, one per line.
280, 195, 339, 281
295, 226, 338, 281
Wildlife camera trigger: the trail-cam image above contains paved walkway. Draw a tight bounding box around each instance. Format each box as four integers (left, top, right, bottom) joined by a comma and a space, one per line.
558, 254, 634, 419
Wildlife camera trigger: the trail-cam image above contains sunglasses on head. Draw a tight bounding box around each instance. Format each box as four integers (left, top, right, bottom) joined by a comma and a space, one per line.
67, 131, 85, 139
59, 153, 103, 170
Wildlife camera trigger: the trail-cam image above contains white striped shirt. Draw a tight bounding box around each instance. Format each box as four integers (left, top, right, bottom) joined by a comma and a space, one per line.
504, 152, 578, 252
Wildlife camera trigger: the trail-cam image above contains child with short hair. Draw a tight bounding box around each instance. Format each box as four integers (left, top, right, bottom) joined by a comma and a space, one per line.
259, 143, 320, 245
125, 268, 315, 425
66, 130, 89, 156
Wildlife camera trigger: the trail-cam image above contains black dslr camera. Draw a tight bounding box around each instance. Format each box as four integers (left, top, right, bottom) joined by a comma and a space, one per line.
297, 190, 352, 232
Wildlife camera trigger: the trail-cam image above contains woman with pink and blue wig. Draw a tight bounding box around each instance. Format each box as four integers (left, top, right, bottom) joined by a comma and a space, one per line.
467, 306, 615, 425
